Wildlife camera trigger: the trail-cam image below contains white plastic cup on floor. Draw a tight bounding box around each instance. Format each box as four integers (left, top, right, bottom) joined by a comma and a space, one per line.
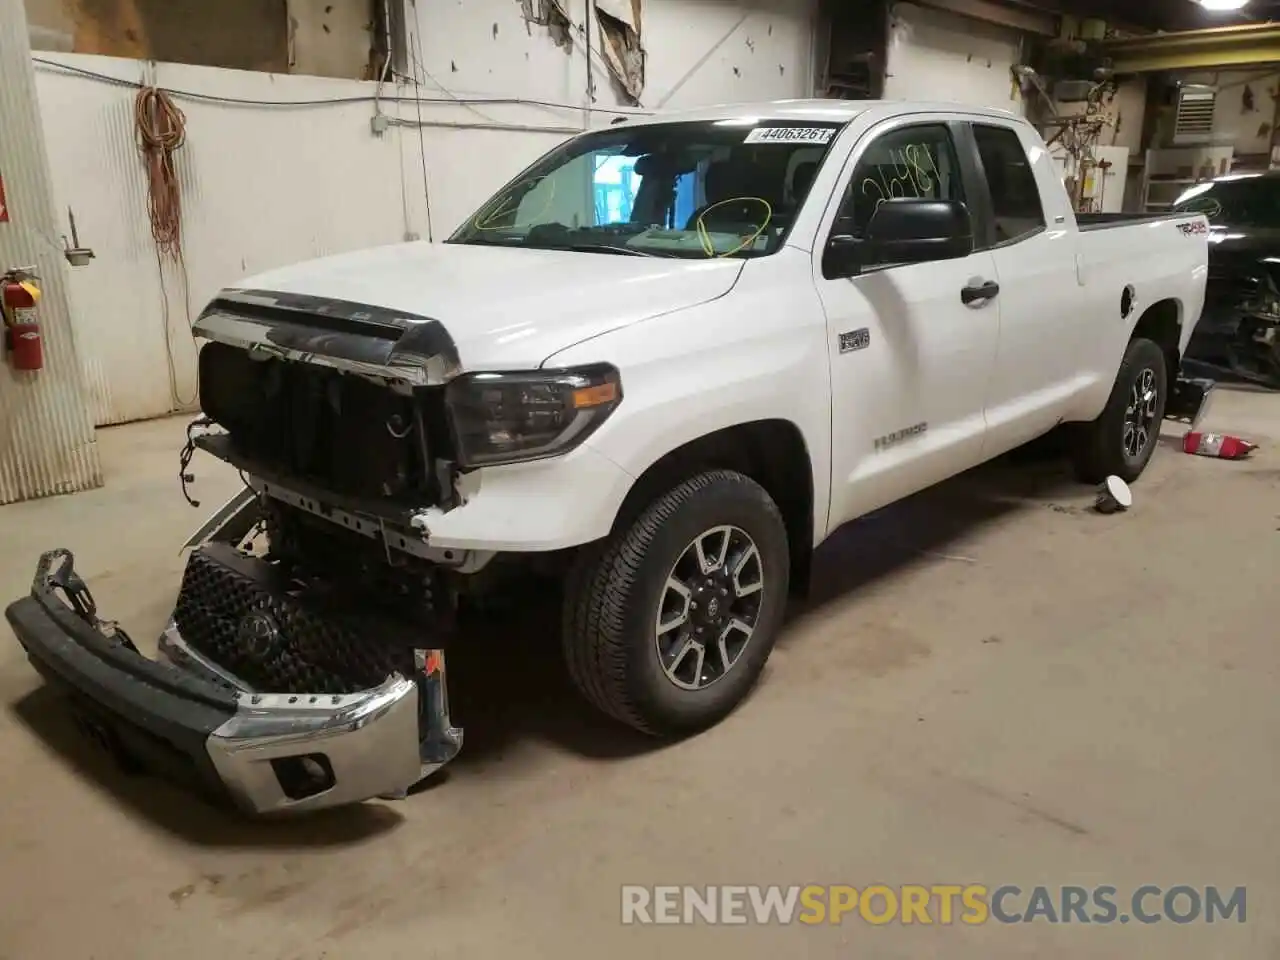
1094, 475, 1132, 514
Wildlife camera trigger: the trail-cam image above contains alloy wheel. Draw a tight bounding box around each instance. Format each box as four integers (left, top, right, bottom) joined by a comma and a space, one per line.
654, 525, 765, 691
1123, 367, 1159, 460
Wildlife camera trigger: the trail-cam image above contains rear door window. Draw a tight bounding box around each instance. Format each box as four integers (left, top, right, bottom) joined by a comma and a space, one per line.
972, 124, 1045, 245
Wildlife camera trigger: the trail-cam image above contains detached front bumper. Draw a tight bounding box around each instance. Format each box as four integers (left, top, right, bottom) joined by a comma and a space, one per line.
5, 549, 461, 815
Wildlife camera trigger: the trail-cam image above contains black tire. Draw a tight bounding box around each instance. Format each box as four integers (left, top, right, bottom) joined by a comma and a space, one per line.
1072, 337, 1169, 484
562, 470, 791, 736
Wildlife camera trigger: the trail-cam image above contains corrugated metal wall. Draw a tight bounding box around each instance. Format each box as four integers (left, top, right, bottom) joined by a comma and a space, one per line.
0, 0, 101, 504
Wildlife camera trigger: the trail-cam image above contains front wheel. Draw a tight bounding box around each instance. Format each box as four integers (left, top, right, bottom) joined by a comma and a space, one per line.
562, 470, 791, 736
1072, 337, 1169, 484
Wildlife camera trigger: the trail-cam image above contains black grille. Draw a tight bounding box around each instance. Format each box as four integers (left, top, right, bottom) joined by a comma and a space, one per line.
197, 342, 447, 502
173, 544, 417, 695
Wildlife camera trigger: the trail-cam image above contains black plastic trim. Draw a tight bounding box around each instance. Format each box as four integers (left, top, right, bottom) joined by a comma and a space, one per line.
949, 119, 996, 252
203, 293, 405, 340
198, 289, 463, 375
194, 432, 430, 526
988, 224, 1048, 250
5, 567, 238, 803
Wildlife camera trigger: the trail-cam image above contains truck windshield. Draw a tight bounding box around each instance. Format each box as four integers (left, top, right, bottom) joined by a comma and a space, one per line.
1172, 175, 1280, 228
448, 119, 845, 259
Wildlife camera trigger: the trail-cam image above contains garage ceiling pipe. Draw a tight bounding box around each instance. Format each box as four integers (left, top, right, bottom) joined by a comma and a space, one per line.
1103, 21, 1280, 72
0, 0, 102, 503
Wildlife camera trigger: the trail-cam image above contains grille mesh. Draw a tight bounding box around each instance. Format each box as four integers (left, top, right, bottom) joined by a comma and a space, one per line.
173, 545, 416, 695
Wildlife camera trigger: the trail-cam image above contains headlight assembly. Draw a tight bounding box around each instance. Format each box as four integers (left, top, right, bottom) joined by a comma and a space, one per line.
444, 364, 623, 468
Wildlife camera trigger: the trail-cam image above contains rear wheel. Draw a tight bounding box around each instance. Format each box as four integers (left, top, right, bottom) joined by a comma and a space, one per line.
562, 470, 790, 736
1072, 337, 1169, 484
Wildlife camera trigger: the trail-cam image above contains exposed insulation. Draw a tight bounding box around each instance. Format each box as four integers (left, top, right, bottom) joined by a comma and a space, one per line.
519, 0, 573, 48
595, 0, 644, 103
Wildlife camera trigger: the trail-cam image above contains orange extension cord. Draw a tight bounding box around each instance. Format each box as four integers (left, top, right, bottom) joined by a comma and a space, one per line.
134, 86, 186, 259
135, 85, 197, 408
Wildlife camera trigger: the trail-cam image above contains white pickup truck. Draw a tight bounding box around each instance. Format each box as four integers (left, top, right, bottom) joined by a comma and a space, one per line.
7, 100, 1213, 814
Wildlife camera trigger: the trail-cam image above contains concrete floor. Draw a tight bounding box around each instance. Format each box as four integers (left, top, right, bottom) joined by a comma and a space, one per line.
2, 390, 1279, 959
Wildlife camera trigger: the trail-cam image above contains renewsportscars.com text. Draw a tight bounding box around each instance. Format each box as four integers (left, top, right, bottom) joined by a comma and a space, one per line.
620, 884, 1247, 926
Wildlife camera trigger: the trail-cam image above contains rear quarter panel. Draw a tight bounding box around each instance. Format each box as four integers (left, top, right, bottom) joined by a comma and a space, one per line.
1067, 214, 1209, 421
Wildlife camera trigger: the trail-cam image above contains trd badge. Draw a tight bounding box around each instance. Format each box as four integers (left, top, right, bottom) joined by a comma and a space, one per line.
838, 328, 871, 353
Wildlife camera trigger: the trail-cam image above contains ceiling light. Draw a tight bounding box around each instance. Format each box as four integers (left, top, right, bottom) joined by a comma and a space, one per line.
1197, 0, 1248, 11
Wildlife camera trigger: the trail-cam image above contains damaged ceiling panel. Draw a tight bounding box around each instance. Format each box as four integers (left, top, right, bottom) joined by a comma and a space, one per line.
595, 0, 644, 104
518, 0, 644, 101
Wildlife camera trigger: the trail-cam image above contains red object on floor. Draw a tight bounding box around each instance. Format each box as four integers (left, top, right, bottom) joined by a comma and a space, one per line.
1182, 431, 1258, 459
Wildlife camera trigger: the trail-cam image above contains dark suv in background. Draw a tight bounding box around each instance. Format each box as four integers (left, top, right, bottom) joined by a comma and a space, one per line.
1174, 172, 1280, 388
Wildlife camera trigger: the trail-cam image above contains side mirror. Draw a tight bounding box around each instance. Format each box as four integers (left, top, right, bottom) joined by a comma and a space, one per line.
822, 234, 862, 279
866, 199, 974, 265
823, 199, 974, 278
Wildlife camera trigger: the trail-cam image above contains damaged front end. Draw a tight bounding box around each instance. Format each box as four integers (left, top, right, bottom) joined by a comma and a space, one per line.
4, 289, 475, 815
5, 502, 463, 814
6, 520, 462, 814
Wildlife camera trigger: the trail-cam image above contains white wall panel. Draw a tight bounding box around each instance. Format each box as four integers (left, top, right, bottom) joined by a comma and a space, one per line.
33, 0, 818, 427
884, 2, 1023, 114
34, 56, 433, 424
33, 56, 569, 425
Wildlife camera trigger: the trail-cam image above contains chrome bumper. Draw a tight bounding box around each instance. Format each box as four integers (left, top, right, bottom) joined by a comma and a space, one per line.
159, 621, 462, 814
6, 548, 462, 817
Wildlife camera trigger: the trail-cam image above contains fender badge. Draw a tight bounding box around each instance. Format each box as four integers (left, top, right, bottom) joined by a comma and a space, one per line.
874, 422, 928, 452
839, 328, 871, 353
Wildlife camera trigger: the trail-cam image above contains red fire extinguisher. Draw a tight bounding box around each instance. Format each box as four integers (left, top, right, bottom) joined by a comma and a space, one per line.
2, 267, 43, 372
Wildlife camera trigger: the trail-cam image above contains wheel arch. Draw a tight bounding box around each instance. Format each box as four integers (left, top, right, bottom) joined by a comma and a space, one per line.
1129, 297, 1183, 393
609, 419, 816, 598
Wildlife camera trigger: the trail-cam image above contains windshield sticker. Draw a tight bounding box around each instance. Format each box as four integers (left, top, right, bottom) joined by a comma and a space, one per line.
744, 127, 835, 145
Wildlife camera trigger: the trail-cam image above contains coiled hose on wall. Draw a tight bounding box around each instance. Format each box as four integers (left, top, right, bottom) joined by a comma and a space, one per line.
135, 85, 197, 408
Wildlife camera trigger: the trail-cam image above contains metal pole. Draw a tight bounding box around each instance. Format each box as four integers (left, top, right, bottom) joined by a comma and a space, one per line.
0, 0, 101, 503
583, 0, 593, 130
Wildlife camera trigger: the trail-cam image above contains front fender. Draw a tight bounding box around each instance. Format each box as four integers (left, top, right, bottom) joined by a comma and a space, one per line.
544, 298, 832, 546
